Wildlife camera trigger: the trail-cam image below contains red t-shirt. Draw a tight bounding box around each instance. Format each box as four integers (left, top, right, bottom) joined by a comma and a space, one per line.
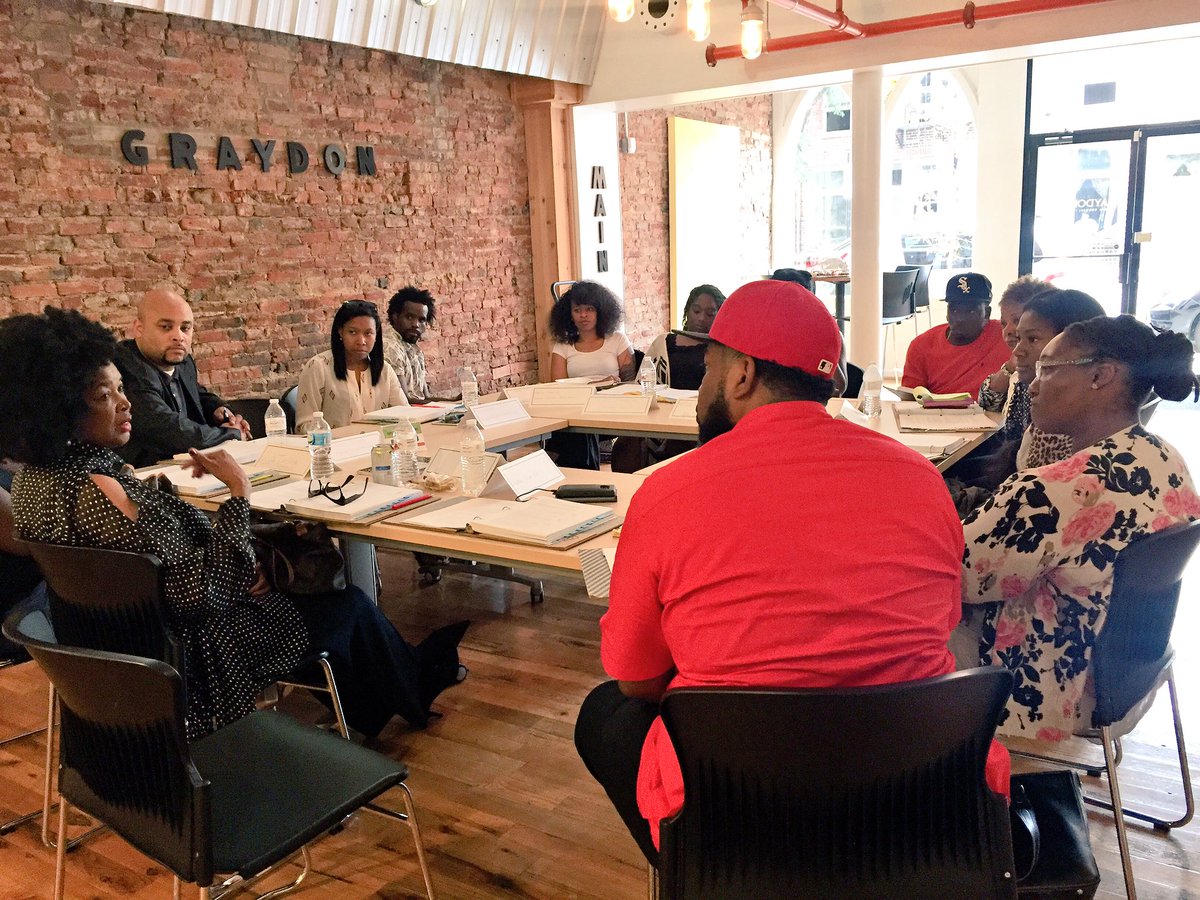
600, 401, 1010, 847
902, 320, 1011, 398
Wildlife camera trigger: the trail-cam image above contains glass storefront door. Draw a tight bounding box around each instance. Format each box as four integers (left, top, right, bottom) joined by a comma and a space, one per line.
1137, 132, 1200, 344
1027, 137, 1130, 316
1023, 123, 1200, 347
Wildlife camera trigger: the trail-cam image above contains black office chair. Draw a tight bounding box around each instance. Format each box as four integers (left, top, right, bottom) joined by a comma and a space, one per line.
27, 542, 350, 738
842, 362, 864, 399
896, 263, 933, 330
279, 385, 299, 434
881, 269, 919, 377
226, 398, 270, 440
1014, 520, 1200, 900
657, 668, 1018, 899
3, 602, 435, 900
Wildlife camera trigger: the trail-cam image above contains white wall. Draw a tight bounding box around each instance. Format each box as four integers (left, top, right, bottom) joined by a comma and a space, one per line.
571, 107, 626, 301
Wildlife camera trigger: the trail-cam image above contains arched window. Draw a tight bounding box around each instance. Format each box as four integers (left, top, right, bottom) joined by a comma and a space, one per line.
792, 85, 853, 267
884, 72, 977, 277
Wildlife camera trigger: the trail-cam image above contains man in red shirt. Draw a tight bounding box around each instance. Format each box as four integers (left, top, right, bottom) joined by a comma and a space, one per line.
574, 279, 1009, 864
901, 272, 1011, 399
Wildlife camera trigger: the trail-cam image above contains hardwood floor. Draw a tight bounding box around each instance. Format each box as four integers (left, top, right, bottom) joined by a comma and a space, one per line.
0, 396, 1197, 898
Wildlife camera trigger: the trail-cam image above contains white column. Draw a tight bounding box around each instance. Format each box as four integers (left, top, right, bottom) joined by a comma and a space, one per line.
848, 68, 884, 370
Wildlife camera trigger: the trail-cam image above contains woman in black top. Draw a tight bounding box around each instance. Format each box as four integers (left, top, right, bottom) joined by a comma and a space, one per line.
0, 308, 466, 739
611, 285, 725, 473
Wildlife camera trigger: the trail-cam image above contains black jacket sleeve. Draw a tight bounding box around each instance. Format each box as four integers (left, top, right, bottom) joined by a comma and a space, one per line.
114, 341, 239, 467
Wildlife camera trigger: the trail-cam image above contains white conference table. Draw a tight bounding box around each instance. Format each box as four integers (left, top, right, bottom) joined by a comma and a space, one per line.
635, 398, 999, 476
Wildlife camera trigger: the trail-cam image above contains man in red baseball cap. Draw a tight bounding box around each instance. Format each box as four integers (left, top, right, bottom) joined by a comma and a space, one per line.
575, 279, 1009, 864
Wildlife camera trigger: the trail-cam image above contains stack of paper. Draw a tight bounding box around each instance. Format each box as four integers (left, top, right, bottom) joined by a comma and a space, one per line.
248, 479, 431, 523
361, 405, 445, 424
894, 402, 996, 432
403, 496, 616, 546
139, 464, 285, 497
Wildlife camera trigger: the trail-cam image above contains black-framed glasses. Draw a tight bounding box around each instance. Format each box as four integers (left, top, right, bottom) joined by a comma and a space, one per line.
308, 475, 368, 506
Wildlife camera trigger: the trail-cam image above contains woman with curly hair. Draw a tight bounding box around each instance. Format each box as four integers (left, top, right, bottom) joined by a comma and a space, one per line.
296, 299, 406, 432
0, 308, 466, 739
547, 281, 635, 468
956, 315, 1199, 743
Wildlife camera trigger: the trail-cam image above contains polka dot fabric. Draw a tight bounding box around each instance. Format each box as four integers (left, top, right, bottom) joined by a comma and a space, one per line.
12, 442, 308, 739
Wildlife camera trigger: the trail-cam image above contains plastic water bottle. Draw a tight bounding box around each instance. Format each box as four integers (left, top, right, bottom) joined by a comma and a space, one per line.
637, 357, 656, 394
861, 363, 883, 419
392, 419, 419, 484
307, 412, 334, 482
264, 398, 287, 440
458, 419, 489, 497
458, 366, 479, 409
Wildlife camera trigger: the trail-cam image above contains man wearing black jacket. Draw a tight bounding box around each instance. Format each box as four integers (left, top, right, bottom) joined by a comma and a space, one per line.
114, 288, 250, 467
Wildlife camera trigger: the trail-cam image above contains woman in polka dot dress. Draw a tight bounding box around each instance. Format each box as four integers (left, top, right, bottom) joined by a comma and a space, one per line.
0, 308, 467, 740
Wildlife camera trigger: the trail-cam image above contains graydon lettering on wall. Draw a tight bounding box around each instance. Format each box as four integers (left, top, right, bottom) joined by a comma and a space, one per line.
119, 130, 377, 177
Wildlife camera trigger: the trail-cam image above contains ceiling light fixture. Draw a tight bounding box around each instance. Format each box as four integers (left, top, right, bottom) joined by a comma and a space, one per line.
685, 0, 711, 42
608, 0, 636, 24
740, 0, 765, 60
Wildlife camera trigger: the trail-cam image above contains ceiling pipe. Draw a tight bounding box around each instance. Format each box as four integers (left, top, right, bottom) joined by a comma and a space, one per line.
706, 0, 1116, 65
766, 0, 866, 39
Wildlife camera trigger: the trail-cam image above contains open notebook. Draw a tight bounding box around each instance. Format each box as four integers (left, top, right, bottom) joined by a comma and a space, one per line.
247, 478, 432, 523
401, 496, 618, 547
139, 464, 286, 497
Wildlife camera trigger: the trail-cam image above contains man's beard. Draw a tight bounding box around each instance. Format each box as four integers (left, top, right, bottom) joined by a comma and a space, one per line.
697, 389, 735, 444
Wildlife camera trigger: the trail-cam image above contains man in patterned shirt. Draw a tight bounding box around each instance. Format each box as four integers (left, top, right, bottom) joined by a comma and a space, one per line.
382, 286, 436, 403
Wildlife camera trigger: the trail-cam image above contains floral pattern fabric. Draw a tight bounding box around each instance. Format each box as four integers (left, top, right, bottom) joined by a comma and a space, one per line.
961, 426, 1198, 741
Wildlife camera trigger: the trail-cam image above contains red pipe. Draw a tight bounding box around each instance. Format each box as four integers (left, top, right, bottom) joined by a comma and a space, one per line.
766, 0, 867, 38
706, 0, 1115, 66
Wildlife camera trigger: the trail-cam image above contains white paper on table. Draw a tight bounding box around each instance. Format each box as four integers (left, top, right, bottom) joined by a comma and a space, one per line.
173, 435, 305, 466
139, 465, 230, 496
401, 497, 516, 531
837, 399, 871, 426
669, 398, 698, 420
529, 384, 595, 408
894, 401, 996, 432
423, 447, 503, 480
361, 405, 444, 424
657, 388, 698, 403
329, 431, 382, 466
497, 449, 565, 498
502, 384, 537, 404
469, 398, 531, 429
581, 393, 653, 416
255, 444, 313, 476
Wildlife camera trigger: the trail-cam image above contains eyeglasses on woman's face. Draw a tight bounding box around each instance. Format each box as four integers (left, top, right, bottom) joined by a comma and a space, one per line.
1033, 357, 1100, 380
308, 475, 368, 505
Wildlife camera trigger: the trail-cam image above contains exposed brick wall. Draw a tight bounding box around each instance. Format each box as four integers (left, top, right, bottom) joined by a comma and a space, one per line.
0, 0, 538, 397
618, 96, 772, 349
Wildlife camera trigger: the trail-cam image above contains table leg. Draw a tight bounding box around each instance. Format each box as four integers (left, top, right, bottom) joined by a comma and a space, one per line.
835, 282, 847, 334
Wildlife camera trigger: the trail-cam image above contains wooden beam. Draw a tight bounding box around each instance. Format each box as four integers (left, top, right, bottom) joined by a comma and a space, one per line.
512, 79, 584, 381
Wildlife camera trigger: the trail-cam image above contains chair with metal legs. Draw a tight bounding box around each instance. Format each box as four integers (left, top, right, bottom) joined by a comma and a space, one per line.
0, 642, 53, 839
1012, 520, 1200, 900
4, 601, 436, 900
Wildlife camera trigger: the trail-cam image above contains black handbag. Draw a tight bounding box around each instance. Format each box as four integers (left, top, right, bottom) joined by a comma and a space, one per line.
251, 521, 346, 596
1010, 770, 1100, 899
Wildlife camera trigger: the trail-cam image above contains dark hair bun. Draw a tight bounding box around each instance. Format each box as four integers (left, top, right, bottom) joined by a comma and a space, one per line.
1148, 330, 1200, 403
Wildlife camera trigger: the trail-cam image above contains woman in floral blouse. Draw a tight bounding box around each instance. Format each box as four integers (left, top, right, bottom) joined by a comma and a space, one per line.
960, 315, 1199, 742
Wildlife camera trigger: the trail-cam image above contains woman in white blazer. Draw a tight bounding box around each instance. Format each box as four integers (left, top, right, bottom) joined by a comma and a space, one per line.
296, 300, 407, 432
